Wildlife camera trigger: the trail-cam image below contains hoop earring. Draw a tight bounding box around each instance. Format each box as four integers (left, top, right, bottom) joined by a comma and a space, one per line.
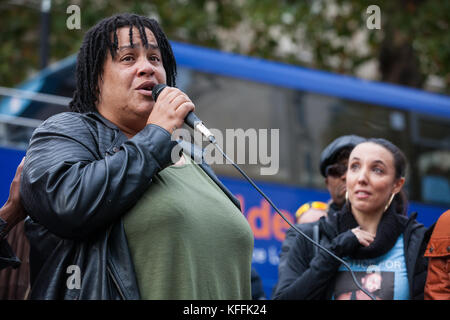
345, 191, 349, 203
384, 193, 396, 212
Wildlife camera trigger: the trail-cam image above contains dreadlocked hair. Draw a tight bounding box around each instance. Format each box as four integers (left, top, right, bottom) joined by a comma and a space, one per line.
69, 13, 177, 113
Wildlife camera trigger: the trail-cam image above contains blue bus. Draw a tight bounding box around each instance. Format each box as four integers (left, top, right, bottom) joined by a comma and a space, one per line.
1, 41, 449, 299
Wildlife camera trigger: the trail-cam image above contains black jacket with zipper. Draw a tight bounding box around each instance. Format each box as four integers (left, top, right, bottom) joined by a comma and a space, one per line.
20, 111, 241, 300
273, 206, 431, 300
275, 200, 342, 293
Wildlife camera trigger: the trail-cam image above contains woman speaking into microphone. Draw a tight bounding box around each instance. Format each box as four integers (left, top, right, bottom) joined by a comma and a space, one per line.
21, 13, 253, 300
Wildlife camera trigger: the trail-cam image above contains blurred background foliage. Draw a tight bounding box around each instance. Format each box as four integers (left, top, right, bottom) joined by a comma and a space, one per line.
0, 0, 449, 93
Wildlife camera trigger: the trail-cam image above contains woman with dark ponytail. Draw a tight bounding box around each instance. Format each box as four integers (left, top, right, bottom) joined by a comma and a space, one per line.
274, 138, 430, 300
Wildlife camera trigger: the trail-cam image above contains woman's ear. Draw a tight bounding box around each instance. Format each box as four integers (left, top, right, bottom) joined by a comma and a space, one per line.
393, 177, 405, 194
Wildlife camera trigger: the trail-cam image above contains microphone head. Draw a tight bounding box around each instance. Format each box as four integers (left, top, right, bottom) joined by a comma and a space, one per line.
152, 84, 167, 101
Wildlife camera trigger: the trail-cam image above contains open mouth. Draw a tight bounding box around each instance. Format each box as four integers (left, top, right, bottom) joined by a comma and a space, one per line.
354, 190, 371, 199
136, 82, 155, 97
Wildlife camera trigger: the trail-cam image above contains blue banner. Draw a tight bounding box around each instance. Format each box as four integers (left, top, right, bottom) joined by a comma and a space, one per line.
0, 146, 446, 299
0, 146, 25, 205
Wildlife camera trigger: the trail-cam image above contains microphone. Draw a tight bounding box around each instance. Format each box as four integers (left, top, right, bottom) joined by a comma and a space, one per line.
152, 84, 216, 143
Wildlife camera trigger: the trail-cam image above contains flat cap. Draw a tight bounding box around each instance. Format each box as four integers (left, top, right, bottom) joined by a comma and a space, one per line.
319, 135, 366, 177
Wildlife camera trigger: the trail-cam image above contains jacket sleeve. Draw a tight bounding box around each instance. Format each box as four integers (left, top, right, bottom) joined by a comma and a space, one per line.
0, 217, 20, 269
20, 113, 177, 240
0, 239, 21, 270
273, 228, 360, 300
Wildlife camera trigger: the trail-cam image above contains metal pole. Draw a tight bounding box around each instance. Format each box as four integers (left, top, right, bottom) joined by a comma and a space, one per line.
40, 0, 51, 69
0, 86, 71, 106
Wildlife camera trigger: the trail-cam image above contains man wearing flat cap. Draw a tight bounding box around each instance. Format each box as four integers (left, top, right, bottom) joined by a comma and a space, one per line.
319, 135, 366, 215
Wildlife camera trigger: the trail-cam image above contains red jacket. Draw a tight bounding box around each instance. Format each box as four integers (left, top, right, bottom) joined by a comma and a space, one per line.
424, 210, 450, 300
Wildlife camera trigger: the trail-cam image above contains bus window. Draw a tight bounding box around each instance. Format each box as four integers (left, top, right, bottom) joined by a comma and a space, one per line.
178, 66, 431, 201
418, 150, 450, 206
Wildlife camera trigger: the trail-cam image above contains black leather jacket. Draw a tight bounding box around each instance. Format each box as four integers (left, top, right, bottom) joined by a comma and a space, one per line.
20, 111, 240, 300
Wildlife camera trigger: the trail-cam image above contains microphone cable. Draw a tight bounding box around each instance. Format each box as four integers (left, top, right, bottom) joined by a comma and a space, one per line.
210, 138, 376, 301
151, 83, 375, 300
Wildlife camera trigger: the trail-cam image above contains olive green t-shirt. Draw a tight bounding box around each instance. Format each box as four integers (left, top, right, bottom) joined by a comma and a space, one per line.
123, 154, 254, 299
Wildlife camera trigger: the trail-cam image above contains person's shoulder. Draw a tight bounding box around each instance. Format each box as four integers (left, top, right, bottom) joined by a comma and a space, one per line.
400, 212, 427, 236
287, 221, 315, 234
37, 112, 87, 130
407, 212, 427, 229
35, 112, 106, 135
43, 111, 85, 122
286, 220, 322, 244
430, 209, 450, 238
435, 210, 450, 228
399, 212, 432, 252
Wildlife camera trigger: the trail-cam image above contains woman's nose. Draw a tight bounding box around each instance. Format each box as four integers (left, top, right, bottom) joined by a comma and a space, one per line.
357, 167, 368, 184
137, 57, 155, 77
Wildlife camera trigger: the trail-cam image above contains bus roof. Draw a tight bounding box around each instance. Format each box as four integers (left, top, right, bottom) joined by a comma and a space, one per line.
1, 40, 449, 118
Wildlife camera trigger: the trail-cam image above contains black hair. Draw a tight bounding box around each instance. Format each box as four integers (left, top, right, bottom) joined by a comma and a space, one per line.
69, 13, 177, 113
366, 138, 408, 215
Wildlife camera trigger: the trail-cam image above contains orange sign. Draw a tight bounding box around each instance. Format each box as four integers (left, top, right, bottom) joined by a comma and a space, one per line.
236, 195, 294, 242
